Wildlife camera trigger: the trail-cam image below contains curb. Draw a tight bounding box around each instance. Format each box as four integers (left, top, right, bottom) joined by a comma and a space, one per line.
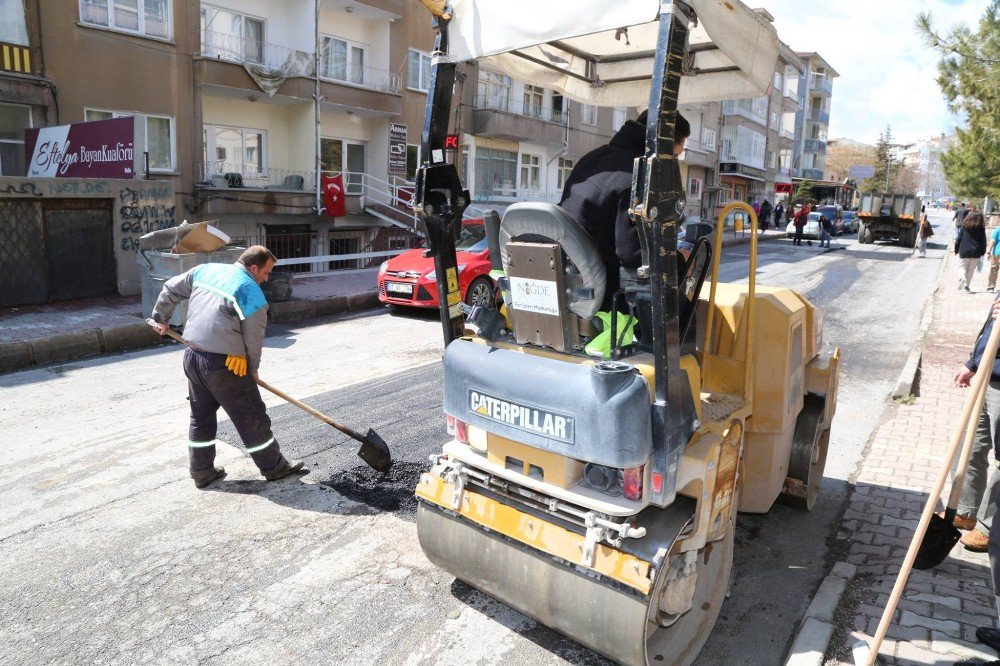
891, 248, 950, 399
1, 290, 381, 375
784, 562, 857, 666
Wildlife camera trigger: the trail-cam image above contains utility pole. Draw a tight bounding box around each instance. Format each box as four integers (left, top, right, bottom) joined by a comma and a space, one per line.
314, 0, 322, 215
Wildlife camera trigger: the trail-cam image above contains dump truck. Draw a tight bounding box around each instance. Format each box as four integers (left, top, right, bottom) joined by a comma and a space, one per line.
857, 192, 922, 247
411, 1, 841, 664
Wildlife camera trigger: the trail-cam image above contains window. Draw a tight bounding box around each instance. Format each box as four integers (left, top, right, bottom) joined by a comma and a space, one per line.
580, 103, 598, 126
767, 151, 777, 169
522, 85, 543, 118
773, 71, 782, 91
612, 107, 626, 131
81, 0, 172, 40
688, 176, 702, 200
520, 153, 541, 190
1, 0, 29, 45
557, 157, 574, 191
477, 70, 510, 111
0, 103, 31, 176
321, 137, 366, 194
474, 147, 517, 198
408, 49, 431, 92
322, 36, 366, 85
769, 112, 780, 131
201, 6, 263, 63
203, 123, 265, 175
86, 108, 174, 172
552, 94, 567, 123
701, 128, 717, 151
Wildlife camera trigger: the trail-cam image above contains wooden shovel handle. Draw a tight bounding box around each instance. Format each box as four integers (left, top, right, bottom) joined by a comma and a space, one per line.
254, 378, 363, 443
867, 317, 1000, 665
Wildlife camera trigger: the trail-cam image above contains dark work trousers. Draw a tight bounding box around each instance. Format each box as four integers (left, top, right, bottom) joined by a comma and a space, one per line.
793, 225, 804, 245
182, 348, 284, 477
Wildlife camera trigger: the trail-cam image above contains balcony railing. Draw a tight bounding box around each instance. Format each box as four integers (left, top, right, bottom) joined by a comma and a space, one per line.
722, 99, 767, 126
779, 127, 794, 140
809, 109, 830, 124
801, 168, 824, 181
778, 166, 792, 176
320, 60, 402, 94
804, 139, 827, 154
810, 76, 833, 95
196, 161, 315, 191
474, 95, 569, 124
473, 187, 562, 204
201, 29, 308, 74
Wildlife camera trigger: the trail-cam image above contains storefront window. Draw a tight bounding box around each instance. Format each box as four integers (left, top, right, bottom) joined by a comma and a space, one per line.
0, 103, 31, 176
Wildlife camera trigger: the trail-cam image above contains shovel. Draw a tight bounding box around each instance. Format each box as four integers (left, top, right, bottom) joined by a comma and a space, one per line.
147, 320, 392, 473
855, 315, 1000, 666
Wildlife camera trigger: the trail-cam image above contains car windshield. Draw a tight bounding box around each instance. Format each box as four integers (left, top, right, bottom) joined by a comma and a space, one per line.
807, 212, 823, 221
457, 224, 488, 252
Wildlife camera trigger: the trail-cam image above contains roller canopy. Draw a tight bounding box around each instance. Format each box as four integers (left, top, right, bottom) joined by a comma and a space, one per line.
440, 0, 779, 107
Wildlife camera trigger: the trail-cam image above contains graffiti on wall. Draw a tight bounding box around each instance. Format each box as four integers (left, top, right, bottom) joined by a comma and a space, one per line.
118, 186, 177, 252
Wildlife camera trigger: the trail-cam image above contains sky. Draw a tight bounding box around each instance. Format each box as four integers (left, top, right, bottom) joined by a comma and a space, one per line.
762, 0, 988, 145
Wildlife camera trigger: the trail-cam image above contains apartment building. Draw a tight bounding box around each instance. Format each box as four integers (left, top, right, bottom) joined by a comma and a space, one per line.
767, 43, 804, 205
1, 0, 54, 176
894, 134, 955, 202
678, 102, 720, 223
793, 52, 838, 182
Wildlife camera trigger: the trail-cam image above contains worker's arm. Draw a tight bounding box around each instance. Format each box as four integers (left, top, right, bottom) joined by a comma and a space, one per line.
150, 268, 196, 332
240, 305, 269, 373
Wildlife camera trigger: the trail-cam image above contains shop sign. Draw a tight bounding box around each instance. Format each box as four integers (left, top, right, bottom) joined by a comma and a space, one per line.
25, 117, 136, 179
388, 123, 407, 176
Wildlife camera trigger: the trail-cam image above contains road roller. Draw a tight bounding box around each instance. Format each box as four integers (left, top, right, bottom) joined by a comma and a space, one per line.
411, 1, 841, 663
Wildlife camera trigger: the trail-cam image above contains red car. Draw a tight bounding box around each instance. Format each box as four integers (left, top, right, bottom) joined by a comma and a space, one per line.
377, 220, 495, 309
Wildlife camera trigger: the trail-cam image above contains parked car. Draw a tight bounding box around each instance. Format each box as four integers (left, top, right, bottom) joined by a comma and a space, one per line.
377, 219, 495, 309
841, 210, 860, 234
785, 211, 824, 239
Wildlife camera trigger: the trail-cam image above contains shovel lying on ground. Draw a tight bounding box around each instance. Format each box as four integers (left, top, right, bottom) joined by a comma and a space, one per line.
147, 320, 392, 473
854, 316, 1000, 666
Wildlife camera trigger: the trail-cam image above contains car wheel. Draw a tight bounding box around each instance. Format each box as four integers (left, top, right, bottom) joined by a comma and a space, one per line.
465, 276, 494, 308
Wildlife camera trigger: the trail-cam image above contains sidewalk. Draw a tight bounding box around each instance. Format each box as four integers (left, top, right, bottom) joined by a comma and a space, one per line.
814, 250, 999, 665
0, 230, 786, 374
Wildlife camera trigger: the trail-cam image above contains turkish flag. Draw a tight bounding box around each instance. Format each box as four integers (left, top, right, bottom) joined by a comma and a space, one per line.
322, 173, 346, 218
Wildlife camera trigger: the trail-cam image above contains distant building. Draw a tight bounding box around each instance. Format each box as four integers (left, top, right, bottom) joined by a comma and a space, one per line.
893, 134, 955, 202
793, 52, 838, 182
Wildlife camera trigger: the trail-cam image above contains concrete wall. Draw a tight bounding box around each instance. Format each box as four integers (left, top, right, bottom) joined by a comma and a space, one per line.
0, 176, 176, 297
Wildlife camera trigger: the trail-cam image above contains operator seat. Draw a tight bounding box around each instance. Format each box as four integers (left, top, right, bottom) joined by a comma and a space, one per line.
498, 202, 607, 321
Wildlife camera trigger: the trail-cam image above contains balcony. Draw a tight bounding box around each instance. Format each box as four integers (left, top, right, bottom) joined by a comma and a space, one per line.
197, 29, 401, 115
804, 139, 827, 154
779, 127, 794, 141
810, 76, 833, 96
722, 99, 767, 126
472, 95, 568, 146
809, 109, 830, 125
781, 89, 802, 111
801, 168, 825, 181
193, 162, 318, 215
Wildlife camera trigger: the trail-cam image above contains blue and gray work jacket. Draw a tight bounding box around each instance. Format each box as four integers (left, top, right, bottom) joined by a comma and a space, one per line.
152, 262, 268, 370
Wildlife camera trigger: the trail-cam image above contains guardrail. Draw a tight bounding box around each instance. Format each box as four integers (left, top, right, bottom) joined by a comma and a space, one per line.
196, 162, 315, 191
473, 95, 569, 124
320, 60, 402, 94
201, 29, 306, 72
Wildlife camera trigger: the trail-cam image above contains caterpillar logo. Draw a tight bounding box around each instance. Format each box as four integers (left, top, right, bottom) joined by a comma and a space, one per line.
468, 389, 574, 444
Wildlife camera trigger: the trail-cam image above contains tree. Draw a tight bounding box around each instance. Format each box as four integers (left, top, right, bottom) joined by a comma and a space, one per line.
825, 140, 875, 184
793, 179, 815, 203
917, 4, 1000, 200
859, 126, 902, 192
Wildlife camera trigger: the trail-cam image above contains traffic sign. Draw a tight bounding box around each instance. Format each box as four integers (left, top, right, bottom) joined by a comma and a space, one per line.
849, 165, 876, 179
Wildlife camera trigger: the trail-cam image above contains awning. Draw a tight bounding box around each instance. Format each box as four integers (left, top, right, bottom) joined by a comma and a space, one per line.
442, 0, 780, 106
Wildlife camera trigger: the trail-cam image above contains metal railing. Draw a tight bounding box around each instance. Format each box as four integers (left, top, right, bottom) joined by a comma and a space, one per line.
810, 76, 833, 95
809, 109, 830, 124
473, 95, 569, 124
196, 162, 315, 191
320, 60, 402, 94
801, 168, 825, 181
472, 187, 561, 204
804, 139, 827, 154
201, 29, 307, 73
779, 127, 794, 140
722, 99, 768, 126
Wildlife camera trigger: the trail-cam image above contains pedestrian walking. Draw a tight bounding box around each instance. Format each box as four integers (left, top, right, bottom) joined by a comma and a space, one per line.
956, 211, 988, 292
917, 212, 934, 258
988, 221, 1000, 291
773, 202, 784, 229
955, 201, 970, 241
752, 199, 761, 218
149, 245, 306, 488
791, 201, 810, 246
758, 199, 772, 234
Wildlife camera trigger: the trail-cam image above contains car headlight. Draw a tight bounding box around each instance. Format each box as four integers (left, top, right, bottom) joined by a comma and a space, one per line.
425, 264, 465, 282
378, 261, 388, 275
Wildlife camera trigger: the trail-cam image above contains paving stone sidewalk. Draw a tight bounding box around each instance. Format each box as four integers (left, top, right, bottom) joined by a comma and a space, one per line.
826, 249, 1000, 665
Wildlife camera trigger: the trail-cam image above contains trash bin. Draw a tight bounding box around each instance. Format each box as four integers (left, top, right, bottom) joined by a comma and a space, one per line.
260, 270, 293, 302
138, 247, 246, 326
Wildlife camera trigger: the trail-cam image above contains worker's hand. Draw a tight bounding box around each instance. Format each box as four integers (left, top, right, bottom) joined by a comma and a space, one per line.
993, 300, 1000, 319
225, 355, 248, 377
147, 318, 169, 335
954, 366, 975, 388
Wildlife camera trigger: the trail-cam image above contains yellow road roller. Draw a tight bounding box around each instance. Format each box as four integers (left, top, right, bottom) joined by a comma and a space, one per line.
411, 1, 840, 663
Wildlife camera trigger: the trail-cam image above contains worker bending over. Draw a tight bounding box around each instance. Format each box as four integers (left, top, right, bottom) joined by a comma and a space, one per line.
150, 245, 305, 488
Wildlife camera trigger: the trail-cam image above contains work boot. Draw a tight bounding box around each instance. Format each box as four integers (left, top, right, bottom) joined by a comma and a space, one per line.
935, 511, 976, 530
961, 528, 989, 552
977, 626, 1000, 651
263, 459, 307, 481
192, 466, 227, 489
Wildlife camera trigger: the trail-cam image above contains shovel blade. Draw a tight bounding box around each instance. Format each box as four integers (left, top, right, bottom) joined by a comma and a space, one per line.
357, 428, 392, 473
913, 514, 961, 570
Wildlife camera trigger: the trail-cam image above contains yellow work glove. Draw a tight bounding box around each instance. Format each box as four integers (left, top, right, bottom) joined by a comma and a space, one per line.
225, 355, 248, 377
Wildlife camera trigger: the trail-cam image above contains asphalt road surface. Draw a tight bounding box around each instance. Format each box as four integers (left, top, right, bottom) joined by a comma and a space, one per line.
0, 210, 951, 665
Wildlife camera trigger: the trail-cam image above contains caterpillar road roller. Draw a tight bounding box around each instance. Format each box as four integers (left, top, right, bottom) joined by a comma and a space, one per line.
411, 1, 840, 663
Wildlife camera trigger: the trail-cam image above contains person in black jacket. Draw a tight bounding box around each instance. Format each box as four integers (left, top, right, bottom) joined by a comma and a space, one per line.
559, 110, 690, 310
956, 210, 988, 292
